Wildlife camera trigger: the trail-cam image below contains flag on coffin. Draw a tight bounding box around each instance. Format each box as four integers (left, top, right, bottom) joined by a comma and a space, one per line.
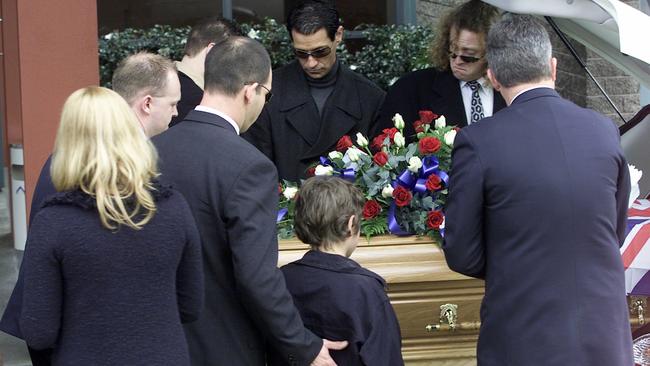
622, 199, 650, 295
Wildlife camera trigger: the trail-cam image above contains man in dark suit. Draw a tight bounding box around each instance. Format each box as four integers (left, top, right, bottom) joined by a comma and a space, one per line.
443, 14, 633, 365
243, 0, 385, 182
153, 36, 346, 366
0, 52, 181, 366
169, 17, 241, 127
378, 0, 504, 140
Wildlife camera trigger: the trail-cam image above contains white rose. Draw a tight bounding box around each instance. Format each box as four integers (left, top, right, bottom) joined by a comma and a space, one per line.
408, 156, 422, 172
435, 115, 447, 129
315, 165, 334, 176
328, 151, 343, 160
356, 132, 368, 147
394, 132, 405, 147
347, 147, 362, 162
392, 113, 405, 130
444, 130, 457, 146
381, 185, 394, 198
247, 29, 260, 40
283, 186, 298, 200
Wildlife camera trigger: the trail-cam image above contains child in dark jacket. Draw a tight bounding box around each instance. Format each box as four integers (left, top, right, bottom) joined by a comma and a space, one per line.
269, 176, 404, 366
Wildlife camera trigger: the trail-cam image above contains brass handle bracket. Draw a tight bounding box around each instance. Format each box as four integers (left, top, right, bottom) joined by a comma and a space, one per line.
426, 303, 480, 332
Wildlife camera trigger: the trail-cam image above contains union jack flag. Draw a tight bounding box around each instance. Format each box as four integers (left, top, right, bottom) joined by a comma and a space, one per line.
622, 199, 650, 295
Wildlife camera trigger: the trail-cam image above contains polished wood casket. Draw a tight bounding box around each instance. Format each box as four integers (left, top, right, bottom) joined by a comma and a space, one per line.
279, 235, 646, 366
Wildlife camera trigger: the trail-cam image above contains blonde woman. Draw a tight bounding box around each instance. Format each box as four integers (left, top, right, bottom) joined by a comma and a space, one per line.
18, 86, 203, 365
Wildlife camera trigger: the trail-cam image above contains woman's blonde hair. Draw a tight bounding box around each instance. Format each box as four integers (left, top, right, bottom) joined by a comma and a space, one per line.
51, 86, 159, 230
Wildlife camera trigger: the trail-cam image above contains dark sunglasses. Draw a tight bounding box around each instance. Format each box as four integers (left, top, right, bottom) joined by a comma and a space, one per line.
448, 52, 482, 63
244, 82, 273, 103
293, 46, 332, 59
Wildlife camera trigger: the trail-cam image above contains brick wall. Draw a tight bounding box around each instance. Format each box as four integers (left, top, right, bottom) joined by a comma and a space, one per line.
416, 0, 641, 126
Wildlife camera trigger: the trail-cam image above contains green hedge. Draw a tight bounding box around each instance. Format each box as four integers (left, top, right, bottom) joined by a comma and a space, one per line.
99, 20, 434, 90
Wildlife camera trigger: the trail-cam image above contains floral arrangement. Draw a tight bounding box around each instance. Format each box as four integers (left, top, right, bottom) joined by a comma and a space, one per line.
277, 111, 457, 240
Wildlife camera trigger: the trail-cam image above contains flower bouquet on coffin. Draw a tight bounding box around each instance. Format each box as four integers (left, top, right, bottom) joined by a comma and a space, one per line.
310, 110, 457, 240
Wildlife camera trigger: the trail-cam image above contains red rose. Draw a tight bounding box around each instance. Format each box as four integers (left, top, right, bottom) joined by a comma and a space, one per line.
373, 151, 389, 166
413, 119, 425, 133
336, 135, 353, 152
426, 210, 444, 229
419, 136, 441, 154
392, 186, 412, 207
362, 200, 382, 219
278, 184, 283, 194
382, 127, 398, 140
371, 133, 387, 151
418, 110, 438, 124
425, 174, 442, 191
306, 166, 316, 177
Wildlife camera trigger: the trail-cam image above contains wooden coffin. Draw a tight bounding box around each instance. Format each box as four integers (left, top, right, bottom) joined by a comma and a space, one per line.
279, 235, 647, 366
278, 235, 484, 366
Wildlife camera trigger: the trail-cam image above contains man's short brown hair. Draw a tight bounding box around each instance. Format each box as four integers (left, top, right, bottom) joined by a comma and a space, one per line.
294, 177, 365, 249
111, 52, 175, 105
184, 17, 241, 57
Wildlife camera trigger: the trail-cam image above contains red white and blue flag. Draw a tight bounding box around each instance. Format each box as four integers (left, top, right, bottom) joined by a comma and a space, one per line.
622, 199, 650, 295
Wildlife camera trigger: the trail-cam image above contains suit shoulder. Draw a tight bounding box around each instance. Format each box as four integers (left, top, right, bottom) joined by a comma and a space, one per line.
392, 67, 439, 88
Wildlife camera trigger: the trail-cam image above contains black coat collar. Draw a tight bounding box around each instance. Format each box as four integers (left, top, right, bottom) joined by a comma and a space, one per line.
292, 250, 387, 288
278, 61, 362, 161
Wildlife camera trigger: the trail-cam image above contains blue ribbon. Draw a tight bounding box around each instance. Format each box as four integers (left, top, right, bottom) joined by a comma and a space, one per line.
318, 156, 355, 182
387, 202, 412, 236
339, 168, 356, 182
277, 208, 288, 223
319, 157, 331, 166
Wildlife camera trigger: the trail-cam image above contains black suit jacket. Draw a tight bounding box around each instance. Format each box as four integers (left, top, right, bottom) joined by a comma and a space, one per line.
378, 68, 506, 141
169, 71, 203, 127
153, 110, 321, 366
242, 61, 385, 182
443, 88, 633, 365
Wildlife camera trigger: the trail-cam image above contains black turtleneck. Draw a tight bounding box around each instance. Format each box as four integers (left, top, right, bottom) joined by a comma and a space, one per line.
306, 59, 339, 117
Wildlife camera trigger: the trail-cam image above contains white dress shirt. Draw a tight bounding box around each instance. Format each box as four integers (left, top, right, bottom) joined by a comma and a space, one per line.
460, 77, 494, 125
194, 105, 240, 135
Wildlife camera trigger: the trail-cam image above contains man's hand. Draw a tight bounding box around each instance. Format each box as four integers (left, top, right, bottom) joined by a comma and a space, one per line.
310, 339, 348, 366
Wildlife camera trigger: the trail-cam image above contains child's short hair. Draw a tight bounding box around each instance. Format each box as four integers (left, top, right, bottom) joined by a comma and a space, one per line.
294, 177, 365, 248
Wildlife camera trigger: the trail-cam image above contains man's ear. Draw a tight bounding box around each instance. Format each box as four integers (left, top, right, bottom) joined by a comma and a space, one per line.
205, 42, 216, 55
243, 83, 257, 105
486, 68, 501, 92
550, 57, 558, 82
334, 25, 344, 44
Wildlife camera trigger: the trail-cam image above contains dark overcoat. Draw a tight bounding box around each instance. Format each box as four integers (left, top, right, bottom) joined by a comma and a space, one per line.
169, 71, 203, 127
377, 68, 506, 140
153, 110, 322, 366
443, 88, 633, 365
243, 61, 385, 182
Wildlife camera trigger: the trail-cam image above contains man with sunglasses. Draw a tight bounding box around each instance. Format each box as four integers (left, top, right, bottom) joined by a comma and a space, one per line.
243, 0, 385, 182
378, 0, 506, 140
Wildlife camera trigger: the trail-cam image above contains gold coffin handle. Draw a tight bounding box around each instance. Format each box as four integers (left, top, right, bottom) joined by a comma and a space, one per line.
425, 303, 481, 332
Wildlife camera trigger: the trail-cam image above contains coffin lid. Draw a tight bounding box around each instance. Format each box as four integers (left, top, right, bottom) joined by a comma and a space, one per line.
483, 0, 650, 89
